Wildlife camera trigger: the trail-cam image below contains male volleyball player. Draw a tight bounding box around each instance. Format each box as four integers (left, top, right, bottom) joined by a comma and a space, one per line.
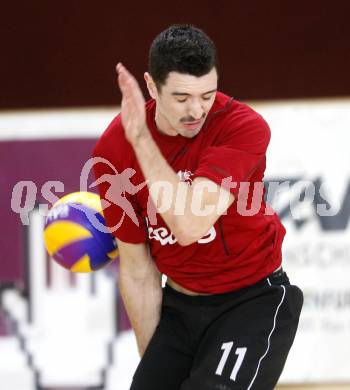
93, 25, 303, 390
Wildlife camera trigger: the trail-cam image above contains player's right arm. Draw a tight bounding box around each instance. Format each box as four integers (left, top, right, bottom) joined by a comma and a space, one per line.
117, 239, 162, 357
93, 119, 162, 355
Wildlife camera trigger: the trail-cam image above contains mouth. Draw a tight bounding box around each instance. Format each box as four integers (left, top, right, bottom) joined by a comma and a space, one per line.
183, 120, 202, 130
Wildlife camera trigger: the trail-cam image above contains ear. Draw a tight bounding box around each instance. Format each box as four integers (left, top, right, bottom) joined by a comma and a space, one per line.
144, 72, 158, 99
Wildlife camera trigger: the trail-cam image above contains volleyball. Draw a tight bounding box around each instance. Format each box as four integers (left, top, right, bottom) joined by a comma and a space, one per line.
44, 192, 118, 272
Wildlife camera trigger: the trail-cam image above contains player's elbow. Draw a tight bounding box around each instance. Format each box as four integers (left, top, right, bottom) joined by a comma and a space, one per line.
173, 221, 208, 247
176, 233, 197, 247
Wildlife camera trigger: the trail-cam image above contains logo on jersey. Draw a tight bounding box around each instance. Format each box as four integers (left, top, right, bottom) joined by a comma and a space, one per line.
177, 169, 194, 184
146, 217, 217, 246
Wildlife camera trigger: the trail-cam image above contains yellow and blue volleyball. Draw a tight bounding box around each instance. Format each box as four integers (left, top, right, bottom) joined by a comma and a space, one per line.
44, 192, 118, 272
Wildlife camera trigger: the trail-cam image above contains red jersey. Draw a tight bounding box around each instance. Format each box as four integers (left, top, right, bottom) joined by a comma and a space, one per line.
93, 92, 285, 293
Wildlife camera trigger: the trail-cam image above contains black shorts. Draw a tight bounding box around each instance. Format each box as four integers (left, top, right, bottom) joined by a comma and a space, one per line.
130, 270, 303, 390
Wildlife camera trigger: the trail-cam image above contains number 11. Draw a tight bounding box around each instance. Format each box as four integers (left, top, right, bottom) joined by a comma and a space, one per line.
215, 342, 247, 381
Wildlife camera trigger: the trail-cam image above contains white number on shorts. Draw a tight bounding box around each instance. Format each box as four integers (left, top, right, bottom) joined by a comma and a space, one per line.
215, 342, 247, 381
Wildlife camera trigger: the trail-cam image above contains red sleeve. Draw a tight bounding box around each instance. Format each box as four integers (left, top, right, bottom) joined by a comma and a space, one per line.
193, 115, 270, 196
92, 122, 147, 244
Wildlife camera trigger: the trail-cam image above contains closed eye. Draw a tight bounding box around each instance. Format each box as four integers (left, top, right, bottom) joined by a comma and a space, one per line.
175, 93, 215, 103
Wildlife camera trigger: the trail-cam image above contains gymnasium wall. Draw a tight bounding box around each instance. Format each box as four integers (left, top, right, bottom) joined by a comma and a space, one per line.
1, 1, 350, 109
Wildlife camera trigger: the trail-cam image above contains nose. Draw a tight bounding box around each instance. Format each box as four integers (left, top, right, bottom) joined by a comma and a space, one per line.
188, 100, 204, 121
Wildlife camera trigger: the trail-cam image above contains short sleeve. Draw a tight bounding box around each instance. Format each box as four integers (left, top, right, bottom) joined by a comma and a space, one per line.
193, 115, 270, 196
92, 132, 147, 244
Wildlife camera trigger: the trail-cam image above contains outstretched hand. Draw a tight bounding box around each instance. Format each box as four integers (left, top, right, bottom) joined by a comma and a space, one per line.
116, 63, 148, 145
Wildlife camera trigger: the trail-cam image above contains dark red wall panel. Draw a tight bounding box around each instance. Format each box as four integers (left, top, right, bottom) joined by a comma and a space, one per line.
1, 1, 350, 108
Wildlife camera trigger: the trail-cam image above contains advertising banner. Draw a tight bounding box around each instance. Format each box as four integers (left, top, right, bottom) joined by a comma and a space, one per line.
256, 100, 350, 382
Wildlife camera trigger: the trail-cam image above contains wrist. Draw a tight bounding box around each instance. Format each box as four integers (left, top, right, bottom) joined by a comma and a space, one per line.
131, 126, 153, 150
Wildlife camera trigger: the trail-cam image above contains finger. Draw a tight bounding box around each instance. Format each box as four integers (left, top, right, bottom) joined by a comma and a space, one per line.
117, 68, 130, 92
118, 72, 137, 102
116, 63, 141, 95
120, 82, 145, 115
116, 62, 123, 73
116, 63, 146, 111
116, 63, 134, 87
116, 62, 133, 80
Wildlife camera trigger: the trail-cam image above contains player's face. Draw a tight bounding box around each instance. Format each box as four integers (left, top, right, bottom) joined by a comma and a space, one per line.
148, 68, 218, 138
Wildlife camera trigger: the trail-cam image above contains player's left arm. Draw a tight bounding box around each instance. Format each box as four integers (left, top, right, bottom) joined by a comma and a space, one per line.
116, 64, 271, 246
116, 63, 235, 246
133, 129, 234, 246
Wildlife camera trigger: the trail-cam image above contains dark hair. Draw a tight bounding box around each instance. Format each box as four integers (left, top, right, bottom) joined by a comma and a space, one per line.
148, 24, 218, 89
